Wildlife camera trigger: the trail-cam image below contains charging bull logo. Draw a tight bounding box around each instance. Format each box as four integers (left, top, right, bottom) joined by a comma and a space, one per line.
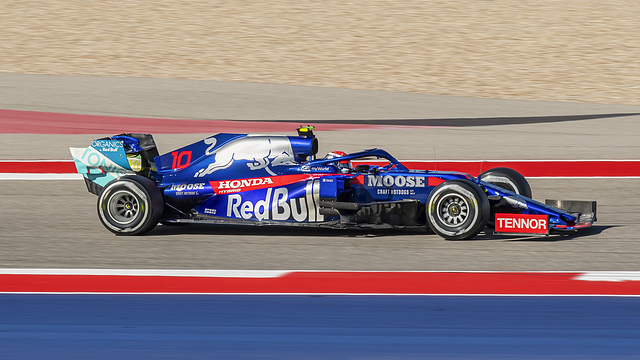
195, 136, 297, 177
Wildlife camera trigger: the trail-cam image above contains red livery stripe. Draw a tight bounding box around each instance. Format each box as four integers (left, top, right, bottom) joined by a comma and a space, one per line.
428, 177, 445, 186
210, 174, 331, 194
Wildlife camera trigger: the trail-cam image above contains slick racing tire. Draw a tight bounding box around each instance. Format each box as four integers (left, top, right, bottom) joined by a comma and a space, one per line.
426, 180, 490, 240
97, 175, 164, 235
479, 167, 531, 227
479, 167, 532, 198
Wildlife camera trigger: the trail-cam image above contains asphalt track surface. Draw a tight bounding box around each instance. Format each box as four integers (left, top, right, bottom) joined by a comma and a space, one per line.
0, 178, 638, 270
1, 73, 640, 271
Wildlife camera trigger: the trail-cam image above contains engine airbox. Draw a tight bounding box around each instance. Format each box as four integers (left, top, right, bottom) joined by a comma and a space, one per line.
289, 136, 318, 159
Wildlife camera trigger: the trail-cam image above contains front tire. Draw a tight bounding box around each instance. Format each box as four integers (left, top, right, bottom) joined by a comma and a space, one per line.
479, 167, 531, 198
97, 176, 163, 235
479, 167, 531, 227
426, 180, 490, 240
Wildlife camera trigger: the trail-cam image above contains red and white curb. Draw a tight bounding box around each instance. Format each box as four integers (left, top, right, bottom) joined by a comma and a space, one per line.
1, 270, 640, 296
2, 160, 640, 180
0, 160, 80, 180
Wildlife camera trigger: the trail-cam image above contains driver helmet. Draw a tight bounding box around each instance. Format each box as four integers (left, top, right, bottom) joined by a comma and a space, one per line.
324, 151, 351, 173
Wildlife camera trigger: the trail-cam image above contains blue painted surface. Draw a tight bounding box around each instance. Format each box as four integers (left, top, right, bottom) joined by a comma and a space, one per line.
1, 295, 639, 359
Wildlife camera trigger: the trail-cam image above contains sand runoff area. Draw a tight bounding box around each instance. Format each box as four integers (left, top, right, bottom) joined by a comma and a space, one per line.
1, 1, 639, 105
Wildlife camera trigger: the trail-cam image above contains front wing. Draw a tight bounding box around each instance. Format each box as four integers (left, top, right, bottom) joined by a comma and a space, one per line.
480, 181, 597, 235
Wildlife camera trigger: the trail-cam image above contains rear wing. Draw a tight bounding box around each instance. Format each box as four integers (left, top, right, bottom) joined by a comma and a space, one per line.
69, 134, 159, 195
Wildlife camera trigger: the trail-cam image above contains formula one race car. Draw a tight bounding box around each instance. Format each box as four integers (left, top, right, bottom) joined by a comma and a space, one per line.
70, 127, 596, 240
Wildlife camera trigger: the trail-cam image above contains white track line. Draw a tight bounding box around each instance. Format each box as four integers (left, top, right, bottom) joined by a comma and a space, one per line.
575, 272, 640, 282
0, 269, 291, 278
3, 269, 640, 281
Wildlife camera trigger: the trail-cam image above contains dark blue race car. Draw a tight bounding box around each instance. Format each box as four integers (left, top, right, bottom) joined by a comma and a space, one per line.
70, 127, 596, 240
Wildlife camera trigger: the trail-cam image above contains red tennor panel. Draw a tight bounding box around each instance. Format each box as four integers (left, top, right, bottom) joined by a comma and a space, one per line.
494, 213, 549, 235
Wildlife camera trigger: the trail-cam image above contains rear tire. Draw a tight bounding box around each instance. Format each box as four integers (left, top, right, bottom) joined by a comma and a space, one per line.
97, 176, 163, 235
426, 180, 490, 240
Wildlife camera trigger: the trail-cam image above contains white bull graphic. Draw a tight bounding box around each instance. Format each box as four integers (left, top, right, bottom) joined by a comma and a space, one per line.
195, 135, 297, 177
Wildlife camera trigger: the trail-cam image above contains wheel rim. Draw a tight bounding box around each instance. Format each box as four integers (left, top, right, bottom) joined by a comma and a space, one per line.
436, 193, 470, 227
108, 190, 140, 225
